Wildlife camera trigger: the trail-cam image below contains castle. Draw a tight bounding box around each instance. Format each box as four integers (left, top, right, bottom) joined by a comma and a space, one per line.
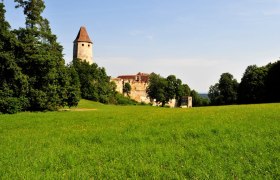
111, 72, 150, 103
73, 26, 191, 107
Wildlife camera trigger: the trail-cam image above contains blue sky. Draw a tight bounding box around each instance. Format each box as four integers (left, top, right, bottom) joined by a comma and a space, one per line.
4, 0, 280, 93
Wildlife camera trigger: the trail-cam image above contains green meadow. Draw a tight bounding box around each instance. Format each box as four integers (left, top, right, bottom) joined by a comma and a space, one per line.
0, 100, 280, 179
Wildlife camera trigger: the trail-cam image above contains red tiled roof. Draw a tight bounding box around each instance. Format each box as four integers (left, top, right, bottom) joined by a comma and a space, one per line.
137, 72, 149, 76
74, 26, 92, 43
118, 75, 135, 79
118, 72, 150, 83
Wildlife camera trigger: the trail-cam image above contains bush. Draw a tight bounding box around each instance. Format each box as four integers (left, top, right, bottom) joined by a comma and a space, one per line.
0, 97, 27, 114
114, 93, 138, 105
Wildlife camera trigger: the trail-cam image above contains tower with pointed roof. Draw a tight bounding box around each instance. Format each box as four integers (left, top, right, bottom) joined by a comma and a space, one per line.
73, 26, 93, 64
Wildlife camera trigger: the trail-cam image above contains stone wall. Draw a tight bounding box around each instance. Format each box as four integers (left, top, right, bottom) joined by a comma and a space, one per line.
110, 78, 123, 93
124, 79, 150, 103
111, 77, 150, 104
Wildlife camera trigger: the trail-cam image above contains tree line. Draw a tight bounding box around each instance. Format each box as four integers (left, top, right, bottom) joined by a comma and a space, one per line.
208, 60, 280, 105
146, 73, 209, 107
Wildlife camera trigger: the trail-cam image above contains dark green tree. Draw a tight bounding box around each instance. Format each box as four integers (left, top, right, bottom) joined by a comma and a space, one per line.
266, 60, 280, 102
123, 82, 131, 97
169, 77, 192, 107
0, 2, 28, 113
146, 73, 168, 106
176, 83, 191, 107
165, 75, 177, 102
147, 73, 195, 107
190, 90, 201, 106
238, 65, 268, 104
189, 90, 209, 107
208, 73, 238, 105
73, 59, 116, 104
64, 64, 81, 107
13, 0, 72, 110
96, 66, 116, 103
73, 59, 98, 100
182, 84, 191, 96
165, 75, 189, 106
208, 83, 222, 105
218, 73, 239, 105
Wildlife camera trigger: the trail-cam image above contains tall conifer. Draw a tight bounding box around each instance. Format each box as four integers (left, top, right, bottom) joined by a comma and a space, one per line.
0, 2, 28, 113
14, 0, 79, 110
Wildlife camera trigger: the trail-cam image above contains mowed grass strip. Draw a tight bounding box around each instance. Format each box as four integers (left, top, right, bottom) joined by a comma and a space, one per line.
0, 100, 280, 179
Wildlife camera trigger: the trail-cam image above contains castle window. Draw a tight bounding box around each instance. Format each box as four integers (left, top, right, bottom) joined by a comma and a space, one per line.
82, 44, 84, 46
88, 44, 90, 47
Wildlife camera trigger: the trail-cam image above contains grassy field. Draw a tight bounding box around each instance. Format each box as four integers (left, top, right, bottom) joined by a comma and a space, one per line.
0, 100, 280, 179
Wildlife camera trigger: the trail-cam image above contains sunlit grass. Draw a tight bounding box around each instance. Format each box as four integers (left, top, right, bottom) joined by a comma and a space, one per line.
0, 100, 279, 178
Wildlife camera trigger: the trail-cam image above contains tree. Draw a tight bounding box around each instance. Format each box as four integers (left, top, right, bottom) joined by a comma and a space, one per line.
165, 75, 177, 102
165, 75, 189, 106
98, 67, 116, 103
14, 0, 45, 29
218, 73, 238, 105
266, 60, 280, 102
208, 83, 222, 105
0, 2, 28, 113
73, 59, 116, 104
123, 82, 131, 97
173, 81, 190, 107
182, 84, 191, 97
190, 90, 209, 107
64, 64, 81, 107
147, 73, 196, 107
208, 73, 238, 105
73, 59, 98, 100
146, 73, 168, 106
147, 74, 190, 107
190, 90, 200, 106
13, 0, 73, 110
238, 65, 268, 104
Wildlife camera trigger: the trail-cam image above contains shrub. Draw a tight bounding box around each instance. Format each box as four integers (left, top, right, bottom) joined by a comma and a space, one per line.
0, 97, 27, 114
115, 93, 138, 105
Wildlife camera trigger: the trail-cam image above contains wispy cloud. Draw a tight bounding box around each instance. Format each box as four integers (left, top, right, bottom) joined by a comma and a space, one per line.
262, 8, 280, 16
129, 30, 144, 36
129, 30, 154, 40
234, 0, 280, 17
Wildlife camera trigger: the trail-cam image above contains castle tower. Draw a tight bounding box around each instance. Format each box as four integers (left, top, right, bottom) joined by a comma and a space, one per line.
73, 26, 93, 64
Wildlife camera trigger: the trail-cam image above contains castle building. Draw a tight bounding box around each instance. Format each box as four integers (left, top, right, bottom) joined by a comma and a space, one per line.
112, 73, 191, 107
112, 72, 150, 103
73, 26, 93, 64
